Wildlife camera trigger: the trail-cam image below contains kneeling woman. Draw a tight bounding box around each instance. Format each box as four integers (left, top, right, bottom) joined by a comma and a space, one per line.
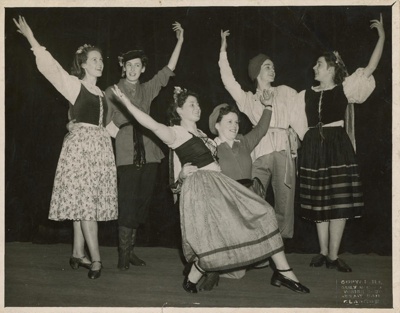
111, 85, 310, 294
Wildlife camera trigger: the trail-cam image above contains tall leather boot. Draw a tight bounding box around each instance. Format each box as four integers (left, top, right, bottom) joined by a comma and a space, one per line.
129, 228, 146, 266
118, 226, 132, 270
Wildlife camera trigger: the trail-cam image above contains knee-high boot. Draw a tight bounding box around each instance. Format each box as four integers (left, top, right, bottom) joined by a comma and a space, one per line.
118, 226, 132, 270
129, 229, 146, 266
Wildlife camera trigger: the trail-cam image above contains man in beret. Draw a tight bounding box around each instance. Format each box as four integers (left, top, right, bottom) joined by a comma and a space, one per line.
218, 30, 307, 239
105, 22, 184, 270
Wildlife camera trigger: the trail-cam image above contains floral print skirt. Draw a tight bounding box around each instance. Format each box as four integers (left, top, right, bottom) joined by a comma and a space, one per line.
48, 123, 118, 221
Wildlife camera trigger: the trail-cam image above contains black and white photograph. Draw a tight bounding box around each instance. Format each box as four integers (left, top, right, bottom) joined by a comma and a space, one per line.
2, 0, 398, 312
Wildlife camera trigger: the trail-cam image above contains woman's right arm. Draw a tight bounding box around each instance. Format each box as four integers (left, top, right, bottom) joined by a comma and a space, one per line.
14, 16, 80, 104
111, 85, 176, 145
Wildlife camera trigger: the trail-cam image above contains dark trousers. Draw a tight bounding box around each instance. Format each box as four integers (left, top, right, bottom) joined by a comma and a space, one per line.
117, 163, 159, 229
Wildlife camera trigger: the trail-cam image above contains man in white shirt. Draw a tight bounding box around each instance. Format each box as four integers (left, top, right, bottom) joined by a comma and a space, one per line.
218, 30, 306, 238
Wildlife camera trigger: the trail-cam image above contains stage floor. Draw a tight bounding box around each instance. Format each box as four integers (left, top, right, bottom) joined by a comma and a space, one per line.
4, 242, 393, 311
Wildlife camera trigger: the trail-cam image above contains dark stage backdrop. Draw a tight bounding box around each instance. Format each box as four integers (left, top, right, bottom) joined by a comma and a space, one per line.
4, 6, 392, 255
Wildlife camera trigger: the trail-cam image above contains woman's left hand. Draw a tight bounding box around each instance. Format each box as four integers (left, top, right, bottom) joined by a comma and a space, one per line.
173, 22, 184, 41
370, 13, 385, 38
179, 163, 198, 181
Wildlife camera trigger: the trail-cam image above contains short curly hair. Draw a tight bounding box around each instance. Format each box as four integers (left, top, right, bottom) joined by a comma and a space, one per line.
215, 105, 240, 125
119, 50, 148, 69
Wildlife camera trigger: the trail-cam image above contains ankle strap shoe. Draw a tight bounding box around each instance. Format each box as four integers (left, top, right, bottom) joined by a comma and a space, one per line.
88, 261, 103, 279
69, 256, 91, 270
271, 269, 310, 294
182, 277, 198, 293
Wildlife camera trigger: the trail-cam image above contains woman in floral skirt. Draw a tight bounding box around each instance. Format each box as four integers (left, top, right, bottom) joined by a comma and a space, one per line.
14, 16, 118, 279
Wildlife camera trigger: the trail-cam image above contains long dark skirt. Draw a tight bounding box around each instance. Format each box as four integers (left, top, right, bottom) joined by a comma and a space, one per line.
299, 127, 363, 222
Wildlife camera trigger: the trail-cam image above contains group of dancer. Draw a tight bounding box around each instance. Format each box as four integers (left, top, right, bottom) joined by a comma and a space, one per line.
14, 12, 384, 295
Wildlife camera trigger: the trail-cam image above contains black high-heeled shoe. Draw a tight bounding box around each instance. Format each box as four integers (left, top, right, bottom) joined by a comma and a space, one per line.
182, 276, 198, 293
88, 261, 102, 279
271, 268, 310, 293
69, 256, 91, 270
198, 272, 220, 291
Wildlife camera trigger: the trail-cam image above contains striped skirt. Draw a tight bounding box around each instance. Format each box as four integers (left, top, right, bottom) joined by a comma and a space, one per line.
48, 123, 118, 222
299, 127, 363, 222
180, 170, 283, 272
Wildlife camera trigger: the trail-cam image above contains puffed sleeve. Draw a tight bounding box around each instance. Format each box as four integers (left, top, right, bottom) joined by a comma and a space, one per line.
343, 68, 376, 104
289, 90, 308, 140
166, 126, 185, 149
32, 46, 81, 104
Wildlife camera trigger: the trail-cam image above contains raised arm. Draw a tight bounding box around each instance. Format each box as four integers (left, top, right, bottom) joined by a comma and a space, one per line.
14, 15, 80, 104
167, 22, 184, 71
363, 13, 385, 78
219, 30, 247, 108
111, 85, 175, 144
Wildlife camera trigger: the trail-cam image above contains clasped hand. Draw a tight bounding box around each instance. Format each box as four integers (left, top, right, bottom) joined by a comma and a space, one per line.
260, 89, 274, 107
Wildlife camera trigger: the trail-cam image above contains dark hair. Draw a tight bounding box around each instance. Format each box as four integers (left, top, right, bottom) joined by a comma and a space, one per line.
168, 88, 200, 125
215, 105, 240, 125
321, 51, 349, 85
70, 44, 102, 79
119, 50, 148, 68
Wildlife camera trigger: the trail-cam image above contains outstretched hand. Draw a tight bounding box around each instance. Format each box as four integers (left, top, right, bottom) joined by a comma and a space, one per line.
370, 13, 385, 38
111, 85, 131, 107
220, 29, 230, 52
13, 15, 34, 40
173, 22, 184, 41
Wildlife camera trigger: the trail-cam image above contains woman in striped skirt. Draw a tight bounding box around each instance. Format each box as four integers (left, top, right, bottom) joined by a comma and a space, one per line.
297, 14, 385, 272
111, 85, 310, 294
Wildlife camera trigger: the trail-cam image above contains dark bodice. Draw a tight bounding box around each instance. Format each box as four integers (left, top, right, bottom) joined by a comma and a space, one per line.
174, 136, 215, 169
305, 85, 348, 127
69, 84, 108, 126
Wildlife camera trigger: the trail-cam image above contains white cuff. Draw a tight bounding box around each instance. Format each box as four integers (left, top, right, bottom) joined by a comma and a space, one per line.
106, 121, 119, 138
